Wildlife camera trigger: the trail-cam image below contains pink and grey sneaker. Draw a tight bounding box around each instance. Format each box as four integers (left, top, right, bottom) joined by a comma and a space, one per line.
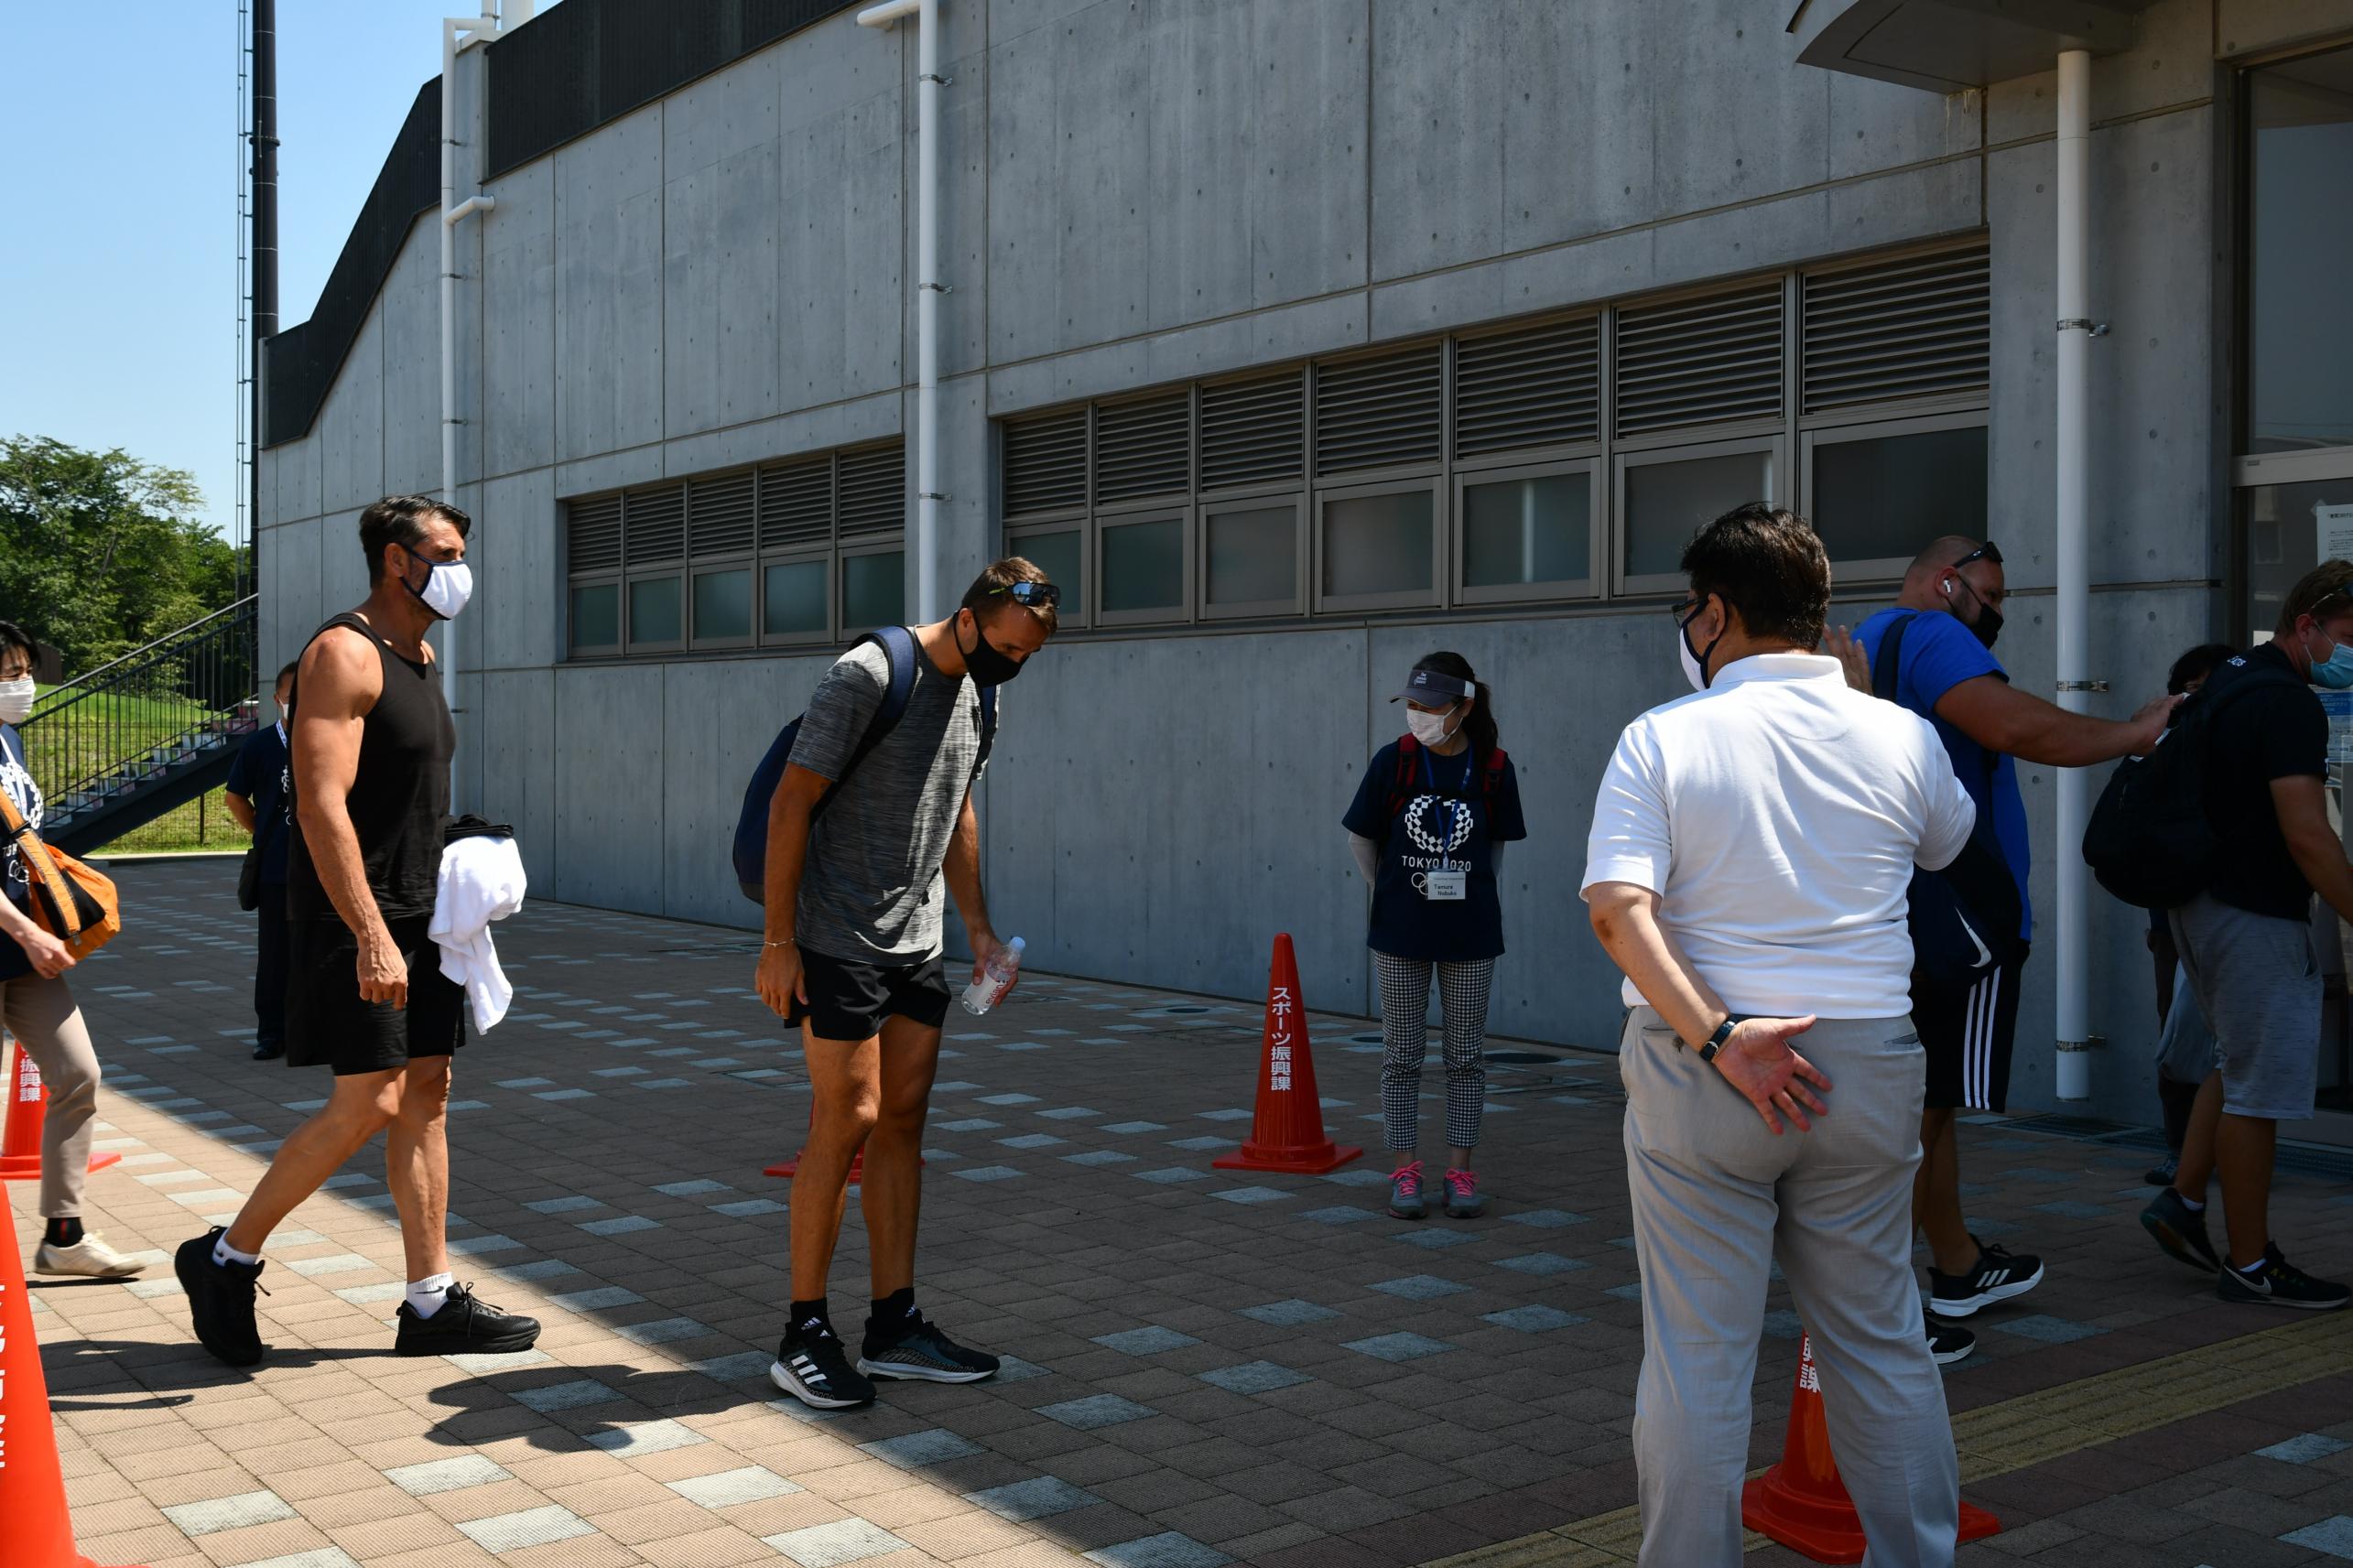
1388, 1161, 1427, 1220
1442, 1168, 1485, 1219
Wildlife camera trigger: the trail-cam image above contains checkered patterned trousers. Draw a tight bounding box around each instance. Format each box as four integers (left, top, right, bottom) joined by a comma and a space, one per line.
1374, 953, 1495, 1152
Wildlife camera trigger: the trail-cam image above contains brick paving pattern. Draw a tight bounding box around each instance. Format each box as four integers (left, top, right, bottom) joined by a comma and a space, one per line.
12, 859, 2353, 1566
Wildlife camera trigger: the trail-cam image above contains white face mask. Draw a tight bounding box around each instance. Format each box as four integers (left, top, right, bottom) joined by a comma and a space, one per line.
1678, 598, 1724, 691
403, 555, 474, 621
1406, 706, 1458, 747
0, 676, 32, 725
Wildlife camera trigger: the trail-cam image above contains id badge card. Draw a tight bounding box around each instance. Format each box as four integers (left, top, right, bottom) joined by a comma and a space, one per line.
1423, 869, 1468, 901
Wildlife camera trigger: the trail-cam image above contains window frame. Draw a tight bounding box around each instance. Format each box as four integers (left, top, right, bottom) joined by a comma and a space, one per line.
1006, 521, 1091, 633
1094, 503, 1197, 628
755, 550, 835, 649
567, 574, 623, 657
839, 539, 909, 635
1611, 434, 1784, 598
1799, 409, 1992, 584
1450, 459, 1602, 608
1314, 476, 1447, 614
688, 556, 757, 652
623, 571, 686, 655
1198, 491, 1307, 622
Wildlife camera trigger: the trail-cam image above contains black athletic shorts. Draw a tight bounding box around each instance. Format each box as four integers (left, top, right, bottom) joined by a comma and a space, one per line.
786, 946, 951, 1042
1914, 943, 2029, 1113
285, 913, 466, 1076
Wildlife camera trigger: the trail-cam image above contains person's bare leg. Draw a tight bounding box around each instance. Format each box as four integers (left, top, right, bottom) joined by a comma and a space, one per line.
790, 1029, 881, 1302
2216, 1112, 2278, 1270
385, 1057, 453, 1281
1914, 1106, 1977, 1274
863, 1014, 943, 1300
223, 1068, 401, 1255
2172, 1070, 2225, 1200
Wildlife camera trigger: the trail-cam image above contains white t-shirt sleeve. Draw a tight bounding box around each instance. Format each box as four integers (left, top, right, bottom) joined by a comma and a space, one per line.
1582, 722, 1673, 898
1913, 719, 1979, 872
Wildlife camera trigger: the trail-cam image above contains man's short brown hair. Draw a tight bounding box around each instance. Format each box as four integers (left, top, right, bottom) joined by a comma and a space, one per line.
961, 557, 1060, 635
1680, 503, 1832, 648
2278, 559, 2353, 637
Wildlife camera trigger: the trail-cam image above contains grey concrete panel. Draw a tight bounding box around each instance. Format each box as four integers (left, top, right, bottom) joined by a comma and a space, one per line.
381, 219, 442, 498
1147, 1, 1255, 330
1987, 141, 2056, 596
1370, 0, 1505, 282
659, 656, 825, 928
555, 443, 667, 500
1250, 0, 1371, 308
1986, 0, 2211, 150
661, 392, 902, 479
987, 0, 1101, 47
1814, 152, 1984, 262
930, 376, 993, 603
553, 662, 669, 911
1646, 3, 1831, 217
555, 104, 666, 463
665, 42, 780, 175
319, 505, 371, 616
984, 15, 1057, 362
1052, 0, 1153, 355
256, 447, 280, 532
666, 138, 784, 437
780, 7, 903, 133
483, 158, 558, 480
781, 93, 904, 410
926, 43, 990, 379
260, 517, 324, 681
1825, 71, 1982, 183
1384, 227, 1655, 342
319, 302, 386, 517
476, 468, 558, 673
1501, 0, 1654, 255
983, 293, 1365, 416
480, 669, 556, 894
2219, 0, 2353, 58
277, 433, 321, 526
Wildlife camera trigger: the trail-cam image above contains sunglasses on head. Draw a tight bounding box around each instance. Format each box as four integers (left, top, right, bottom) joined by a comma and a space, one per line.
988, 580, 1061, 611
1951, 540, 2003, 570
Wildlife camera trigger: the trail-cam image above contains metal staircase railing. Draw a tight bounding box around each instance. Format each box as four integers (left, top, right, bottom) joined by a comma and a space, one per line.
19, 596, 260, 853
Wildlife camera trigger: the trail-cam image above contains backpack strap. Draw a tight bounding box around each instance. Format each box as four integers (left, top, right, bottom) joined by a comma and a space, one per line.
1482, 746, 1507, 800
1869, 611, 1913, 703
974, 683, 999, 775
1384, 734, 1422, 821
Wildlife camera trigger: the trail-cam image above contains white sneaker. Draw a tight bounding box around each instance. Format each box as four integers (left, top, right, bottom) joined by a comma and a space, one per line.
34, 1234, 147, 1279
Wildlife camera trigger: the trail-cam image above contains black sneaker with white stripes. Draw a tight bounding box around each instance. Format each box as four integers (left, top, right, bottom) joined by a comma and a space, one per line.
1926, 1238, 2044, 1319
859, 1311, 1000, 1384
768, 1321, 875, 1410
1925, 1314, 1975, 1368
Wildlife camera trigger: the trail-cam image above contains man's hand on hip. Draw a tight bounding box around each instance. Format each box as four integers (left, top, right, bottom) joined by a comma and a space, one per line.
1713, 1015, 1829, 1134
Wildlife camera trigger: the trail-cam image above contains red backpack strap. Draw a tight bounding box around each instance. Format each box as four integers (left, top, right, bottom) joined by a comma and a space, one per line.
1482, 746, 1507, 800
1384, 735, 1421, 819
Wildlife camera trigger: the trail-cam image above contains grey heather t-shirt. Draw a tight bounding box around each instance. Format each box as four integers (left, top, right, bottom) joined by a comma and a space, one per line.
792, 639, 987, 963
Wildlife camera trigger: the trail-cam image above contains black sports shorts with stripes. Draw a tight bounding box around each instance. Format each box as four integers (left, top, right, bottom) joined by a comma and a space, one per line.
1913, 944, 2030, 1113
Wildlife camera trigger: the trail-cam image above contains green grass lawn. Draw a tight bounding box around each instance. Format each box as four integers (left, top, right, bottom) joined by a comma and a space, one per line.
18, 682, 255, 855
105, 785, 248, 856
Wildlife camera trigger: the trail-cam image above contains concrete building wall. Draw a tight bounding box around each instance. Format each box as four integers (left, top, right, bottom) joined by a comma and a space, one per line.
255, 0, 2338, 1120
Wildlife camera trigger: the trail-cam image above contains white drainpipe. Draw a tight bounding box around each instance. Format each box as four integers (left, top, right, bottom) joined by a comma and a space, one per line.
859, 0, 941, 622
2054, 49, 2097, 1100
441, 13, 497, 810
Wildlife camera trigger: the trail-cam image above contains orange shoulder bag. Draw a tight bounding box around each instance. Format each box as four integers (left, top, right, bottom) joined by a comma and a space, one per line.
0, 783, 120, 960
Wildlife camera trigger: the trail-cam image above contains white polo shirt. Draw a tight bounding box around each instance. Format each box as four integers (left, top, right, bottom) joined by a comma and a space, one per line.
1580, 652, 1976, 1019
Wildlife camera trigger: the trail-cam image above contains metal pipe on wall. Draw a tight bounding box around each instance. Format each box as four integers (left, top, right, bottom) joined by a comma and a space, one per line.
2055, 48, 2095, 1100
441, 14, 497, 812
859, 0, 939, 622
250, 0, 277, 611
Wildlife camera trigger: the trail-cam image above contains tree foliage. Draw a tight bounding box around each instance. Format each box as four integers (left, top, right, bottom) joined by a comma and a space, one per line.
0, 436, 244, 676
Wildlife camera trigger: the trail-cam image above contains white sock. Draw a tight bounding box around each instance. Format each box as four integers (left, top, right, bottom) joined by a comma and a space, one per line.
212, 1236, 261, 1268
407, 1273, 455, 1319
2180, 1195, 2205, 1212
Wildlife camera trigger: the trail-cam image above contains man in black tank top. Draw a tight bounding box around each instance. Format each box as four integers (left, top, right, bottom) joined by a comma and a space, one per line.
177, 496, 539, 1367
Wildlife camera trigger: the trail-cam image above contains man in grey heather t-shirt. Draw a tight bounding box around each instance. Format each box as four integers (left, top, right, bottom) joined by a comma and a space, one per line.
754, 558, 1060, 1411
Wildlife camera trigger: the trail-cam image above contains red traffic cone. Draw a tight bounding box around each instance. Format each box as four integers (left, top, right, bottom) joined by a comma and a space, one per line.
0, 1040, 121, 1183
2, 1198, 147, 1567
1741, 1333, 2000, 1563
1213, 935, 1361, 1175
764, 1107, 926, 1184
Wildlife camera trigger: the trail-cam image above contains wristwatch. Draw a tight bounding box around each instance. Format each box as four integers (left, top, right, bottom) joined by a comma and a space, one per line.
1696, 1016, 1738, 1064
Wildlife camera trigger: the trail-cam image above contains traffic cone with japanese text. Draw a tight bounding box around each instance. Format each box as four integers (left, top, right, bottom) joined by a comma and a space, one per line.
1741, 1333, 2000, 1563
1213, 935, 1361, 1174
0, 1039, 120, 1182
2, 1196, 146, 1566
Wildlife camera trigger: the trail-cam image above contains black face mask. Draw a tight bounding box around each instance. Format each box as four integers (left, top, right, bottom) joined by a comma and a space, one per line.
959, 614, 1027, 687
1951, 575, 2003, 651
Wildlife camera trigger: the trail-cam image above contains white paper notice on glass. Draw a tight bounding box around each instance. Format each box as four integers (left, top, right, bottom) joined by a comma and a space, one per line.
2317, 502, 2353, 566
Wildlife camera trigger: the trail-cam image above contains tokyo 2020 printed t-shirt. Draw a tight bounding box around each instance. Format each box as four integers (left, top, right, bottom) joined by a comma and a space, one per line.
1342, 740, 1526, 964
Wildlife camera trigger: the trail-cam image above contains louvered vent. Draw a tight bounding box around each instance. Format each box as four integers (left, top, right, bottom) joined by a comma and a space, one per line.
1092, 393, 1189, 503
757, 456, 832, 551
689, 471, 755, 557
567, 494, 623, 574
1199, 373, 1304, 491
836, 445, 905, 540
1455, 318, 1600, 457
1316, 345, 1443, 475
1802, 245, 1990, 414
1003, 409, 1088, 515
623, 484, 686, 564
1613, 284, 1784, 438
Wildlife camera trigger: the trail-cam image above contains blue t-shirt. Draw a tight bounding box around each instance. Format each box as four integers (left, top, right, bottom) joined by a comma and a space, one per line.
1342, 741, 1527, 963
1856, 608, 2033, 942
226, 722, 294, 885
0, 725, 41, 982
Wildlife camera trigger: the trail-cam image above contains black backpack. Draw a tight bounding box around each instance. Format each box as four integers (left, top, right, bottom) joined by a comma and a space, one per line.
1872, 613, 2023, 991
2083, 654, 2301, 910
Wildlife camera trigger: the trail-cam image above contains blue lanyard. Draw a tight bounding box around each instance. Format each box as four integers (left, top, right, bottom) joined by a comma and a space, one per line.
1419, 745, 1471, 870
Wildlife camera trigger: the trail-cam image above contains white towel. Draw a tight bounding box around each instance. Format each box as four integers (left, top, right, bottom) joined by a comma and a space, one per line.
428, 835, 527, 1033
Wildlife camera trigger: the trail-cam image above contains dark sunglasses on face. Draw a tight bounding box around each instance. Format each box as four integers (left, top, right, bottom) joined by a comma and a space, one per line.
989, 580, 1061, 611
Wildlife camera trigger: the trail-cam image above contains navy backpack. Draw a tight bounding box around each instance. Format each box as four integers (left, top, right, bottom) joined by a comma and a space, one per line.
732, 625, 996, 903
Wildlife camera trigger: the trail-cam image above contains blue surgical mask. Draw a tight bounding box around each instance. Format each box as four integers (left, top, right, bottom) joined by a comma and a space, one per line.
2309, 630, 2353, 690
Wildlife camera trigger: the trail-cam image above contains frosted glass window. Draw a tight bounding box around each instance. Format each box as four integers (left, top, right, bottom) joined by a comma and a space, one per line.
693, 568, 752, 640
570, 584, 618, 650
1811, 427, 1986, 564
628, 576, 681, 643
763, 560, 827, 636
1322, 491, 1433, 599
1102, 518, 1185, 613
1463, 475, 1588, 588
1013, 530, 1083, 620
1623, 452, 1770, 579
1206, 507, 1296, 606
843, 551, 905, 629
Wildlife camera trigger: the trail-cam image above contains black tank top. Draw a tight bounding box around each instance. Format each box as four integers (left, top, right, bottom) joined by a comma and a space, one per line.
286, 612, 453, 924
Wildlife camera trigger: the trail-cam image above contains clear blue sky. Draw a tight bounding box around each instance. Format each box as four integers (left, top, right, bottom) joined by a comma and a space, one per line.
0, 3, 565, 543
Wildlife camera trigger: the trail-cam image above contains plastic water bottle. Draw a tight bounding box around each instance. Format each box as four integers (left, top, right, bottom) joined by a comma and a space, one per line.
960, 936, 1025, 1015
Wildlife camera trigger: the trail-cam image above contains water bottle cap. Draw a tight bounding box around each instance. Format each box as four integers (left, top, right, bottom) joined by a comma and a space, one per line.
1008, 936, 1026, 953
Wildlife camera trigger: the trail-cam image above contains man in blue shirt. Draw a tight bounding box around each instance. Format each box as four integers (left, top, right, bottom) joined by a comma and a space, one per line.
1855, 538, 2173, 1365
226, 663, 298, 1061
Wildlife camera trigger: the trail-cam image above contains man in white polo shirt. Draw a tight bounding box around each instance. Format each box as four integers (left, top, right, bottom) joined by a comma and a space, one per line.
1583, 503, 1978, 1568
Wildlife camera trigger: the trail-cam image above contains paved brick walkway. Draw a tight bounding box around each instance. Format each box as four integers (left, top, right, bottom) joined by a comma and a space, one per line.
14, 860, 2353, 1567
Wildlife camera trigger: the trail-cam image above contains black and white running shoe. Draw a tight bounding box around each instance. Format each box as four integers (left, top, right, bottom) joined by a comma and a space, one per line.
1927, 1238, 2044, 1319
2216, 1244, 2351, 1312
394, 1283, 541, 1357
1926, 1314, 1976, 1368
769, 1324, 876, 1410
859, 1311, 1000, 1384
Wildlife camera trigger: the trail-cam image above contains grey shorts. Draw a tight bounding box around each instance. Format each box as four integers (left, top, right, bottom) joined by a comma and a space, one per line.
2170, 892, 2319, 1121
2152, 962, 2219, 1086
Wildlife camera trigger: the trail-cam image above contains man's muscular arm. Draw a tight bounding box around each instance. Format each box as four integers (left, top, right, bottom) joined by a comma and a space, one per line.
291, 630, 404, 1007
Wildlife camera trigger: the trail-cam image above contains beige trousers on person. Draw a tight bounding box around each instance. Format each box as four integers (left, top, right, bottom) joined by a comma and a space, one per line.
2, 972, 103, 1219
